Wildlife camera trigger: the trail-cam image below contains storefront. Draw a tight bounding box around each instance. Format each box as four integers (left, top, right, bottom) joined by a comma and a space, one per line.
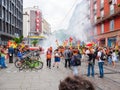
99, 38, 105, 47
108, 37, 116, 47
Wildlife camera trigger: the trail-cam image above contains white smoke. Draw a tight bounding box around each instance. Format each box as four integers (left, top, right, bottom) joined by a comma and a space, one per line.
41, 0, 92, 50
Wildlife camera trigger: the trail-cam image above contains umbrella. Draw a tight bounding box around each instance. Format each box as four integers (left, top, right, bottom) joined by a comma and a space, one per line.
86, 42, 93, 47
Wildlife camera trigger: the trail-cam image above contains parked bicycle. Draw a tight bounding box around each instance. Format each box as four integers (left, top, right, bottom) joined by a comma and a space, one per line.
14, 50, 43, 70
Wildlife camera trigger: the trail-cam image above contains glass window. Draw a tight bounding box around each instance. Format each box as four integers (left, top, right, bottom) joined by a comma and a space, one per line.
94, 3, 97, 10
110, 4, 114, 15
100, 10, 104, 17
110, 20, 114, 31
100, 0, 104, 8
94, 27, 97, 35
94, 15, 97, 23
101, 24, 104, 33
101, 0, 104, 4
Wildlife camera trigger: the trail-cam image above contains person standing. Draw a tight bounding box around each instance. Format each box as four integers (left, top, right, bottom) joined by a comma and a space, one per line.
118, 49, 120, 61
112, 50, 117, 68
64, 47, 72, 68
87, 49, 95, 77
97, 48, 104, 78
53, 49, 61, 68
8, 46, 14, 63
46, 48, 52, 69
71, 50, 81, 76
0, 48, 7, 68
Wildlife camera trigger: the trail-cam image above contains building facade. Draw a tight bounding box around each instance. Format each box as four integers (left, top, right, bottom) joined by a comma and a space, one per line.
0, 0, 23, 45
42, 18, 51, 36
23, 6, 42, 38
91, 0, 120, 47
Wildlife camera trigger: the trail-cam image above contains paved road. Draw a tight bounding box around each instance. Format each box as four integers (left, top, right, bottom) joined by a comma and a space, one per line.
0, 54, 120, 90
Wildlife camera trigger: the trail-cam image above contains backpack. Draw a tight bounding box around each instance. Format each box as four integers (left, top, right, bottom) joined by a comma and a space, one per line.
100, 52, 106, 61
74, 55, 81, 66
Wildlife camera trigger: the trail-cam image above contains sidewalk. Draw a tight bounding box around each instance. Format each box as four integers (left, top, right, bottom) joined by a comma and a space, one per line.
0, 55, 120, 90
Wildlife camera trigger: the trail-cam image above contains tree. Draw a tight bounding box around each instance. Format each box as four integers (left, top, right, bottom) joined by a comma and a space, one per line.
31, 39, 38, 46
13, 36, 23, 44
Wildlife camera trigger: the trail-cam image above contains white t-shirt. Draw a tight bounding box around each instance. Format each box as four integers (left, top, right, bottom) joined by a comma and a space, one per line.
112, 52, 117, 61
97, 51, 104, 62
85, 50, 90, 54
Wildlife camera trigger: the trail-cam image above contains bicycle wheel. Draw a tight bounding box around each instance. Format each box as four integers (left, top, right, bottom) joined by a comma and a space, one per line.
14, 59, 21, 68
19, 61, 28, 70
34, 61, 43, 70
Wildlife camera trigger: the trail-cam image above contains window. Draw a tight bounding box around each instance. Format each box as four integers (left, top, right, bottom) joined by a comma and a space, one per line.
0, 20, 2, 31
94, 27, 97, 35
110, 4, 114, 15
94, 3, 97, 10
110, 20, 114, 31
101, 24, 104, 33
100, 10, 104, 18
94, 15, 97, 23
101, 0, 104, 4
94, 3, 97, 14
100, 0, 104, 9
0, 6, 2, 18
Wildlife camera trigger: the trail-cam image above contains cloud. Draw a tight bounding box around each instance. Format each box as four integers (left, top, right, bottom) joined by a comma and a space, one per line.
23, 0, 81, 31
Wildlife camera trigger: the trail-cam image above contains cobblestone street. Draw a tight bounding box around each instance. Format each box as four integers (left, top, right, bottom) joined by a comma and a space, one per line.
0, 55, 120, 90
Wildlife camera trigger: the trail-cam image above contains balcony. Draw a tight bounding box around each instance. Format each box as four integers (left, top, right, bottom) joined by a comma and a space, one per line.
94, 8, 120, 25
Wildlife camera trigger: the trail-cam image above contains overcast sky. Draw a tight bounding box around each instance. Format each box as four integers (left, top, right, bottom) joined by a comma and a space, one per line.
23, 0, 81, 32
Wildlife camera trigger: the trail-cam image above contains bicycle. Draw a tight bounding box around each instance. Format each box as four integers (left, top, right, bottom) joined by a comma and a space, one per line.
19, 56, 43, 70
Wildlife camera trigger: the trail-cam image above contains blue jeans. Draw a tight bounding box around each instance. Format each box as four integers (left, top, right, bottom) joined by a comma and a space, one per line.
0, 56, 7, 68
108, 56, 112, 65
87, 64, 94, 77
98, 62, 104, 77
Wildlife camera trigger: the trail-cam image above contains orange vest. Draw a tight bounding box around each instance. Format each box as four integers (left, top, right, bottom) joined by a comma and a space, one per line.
46, 51, 52, 59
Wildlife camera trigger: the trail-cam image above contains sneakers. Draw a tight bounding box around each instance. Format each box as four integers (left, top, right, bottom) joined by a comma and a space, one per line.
98, 76, 104, 78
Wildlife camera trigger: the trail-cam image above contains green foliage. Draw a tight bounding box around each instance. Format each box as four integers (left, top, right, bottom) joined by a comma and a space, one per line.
13, 36, 23, 44
31, 39, 38, 46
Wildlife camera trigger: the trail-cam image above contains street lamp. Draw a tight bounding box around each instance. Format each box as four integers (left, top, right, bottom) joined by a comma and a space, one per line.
23, 12, 30, 45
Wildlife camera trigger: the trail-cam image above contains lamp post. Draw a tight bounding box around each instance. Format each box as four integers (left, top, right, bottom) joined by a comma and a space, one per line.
23, 12, 30, 45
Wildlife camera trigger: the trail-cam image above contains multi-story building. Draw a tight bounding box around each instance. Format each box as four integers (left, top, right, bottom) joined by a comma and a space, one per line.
91, 0, 120, 47
0, 0, 23, 45
23, 6, 42, 38
23, 6, 50, 46
42, 18, 51, 36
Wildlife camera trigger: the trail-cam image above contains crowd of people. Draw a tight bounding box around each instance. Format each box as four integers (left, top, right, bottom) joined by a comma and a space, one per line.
0, 44, 42, 69
46, 46, 120, 78
1, 43, 120, 89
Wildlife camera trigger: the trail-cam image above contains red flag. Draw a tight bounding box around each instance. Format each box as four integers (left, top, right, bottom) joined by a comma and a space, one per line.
69, 37, 73, 42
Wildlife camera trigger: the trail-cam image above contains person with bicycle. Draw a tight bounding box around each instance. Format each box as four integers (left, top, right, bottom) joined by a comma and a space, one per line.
17, 48, 26, 66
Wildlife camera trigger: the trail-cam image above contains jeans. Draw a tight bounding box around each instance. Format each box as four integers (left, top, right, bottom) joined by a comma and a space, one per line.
65, 59, 71, 68
72, 66, 78, 76
98, 62, 104, 77
9, 53, 13, 63
46, 59, 51, 68
0, 56, 7, 68
87, 63, 94, 77
108, 56, 112, 65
